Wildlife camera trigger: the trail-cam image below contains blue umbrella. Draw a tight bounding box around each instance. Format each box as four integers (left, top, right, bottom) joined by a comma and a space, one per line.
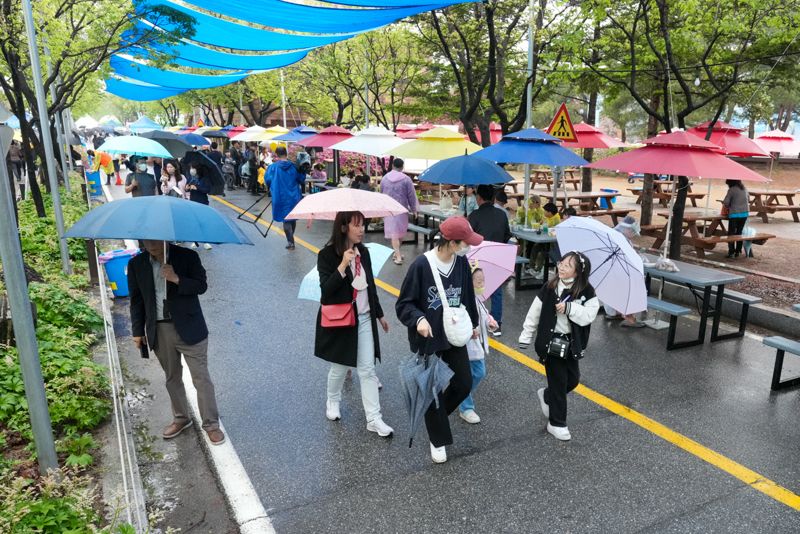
473, 128, 588, 167
418, 154, 513, 185
273, 125, 317, 143
65, 195, 253, 245
297, 242, 394, 301
180, 133, 211, 146
96, 135, 173, 158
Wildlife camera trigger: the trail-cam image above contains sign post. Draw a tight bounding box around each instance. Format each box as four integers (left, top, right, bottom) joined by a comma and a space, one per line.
546, 103, 578, 205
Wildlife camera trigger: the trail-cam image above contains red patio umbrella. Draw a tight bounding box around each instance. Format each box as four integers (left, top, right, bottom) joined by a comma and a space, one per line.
472, 122, 503, 145
560, 122, 630, 149
586, 131, 768, 182
688, 121, 769, 158
297, 125, 353, 149
754, 130, 800, 156
225, 125, 247, 138
395, 122, 434, 139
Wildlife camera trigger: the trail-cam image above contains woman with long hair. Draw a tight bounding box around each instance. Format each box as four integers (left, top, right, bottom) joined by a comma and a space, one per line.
518, 251, 599, 441
314, 211, 394, 438
160, 160, 187, 198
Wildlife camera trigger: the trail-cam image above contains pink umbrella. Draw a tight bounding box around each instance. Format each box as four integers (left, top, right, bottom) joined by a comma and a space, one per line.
466, 241, 518, 303
285, 188, 408, 220
688, 121, 769, 157
560, 122, 630, 149
297, 125, 353, 149
754, 130, 800, 156
586, 131, 769, 182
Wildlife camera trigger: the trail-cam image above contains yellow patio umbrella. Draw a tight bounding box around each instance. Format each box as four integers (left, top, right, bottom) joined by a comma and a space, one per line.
194, 126, 222, 135
388, 126, 482, 160
252, 125, 290, 142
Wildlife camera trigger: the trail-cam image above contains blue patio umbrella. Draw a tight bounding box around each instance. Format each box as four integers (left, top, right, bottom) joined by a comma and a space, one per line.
129, 116, 163, 133
180, 133, 211, 146
473, 128, 589, 167
273, 125, 318, 143
65, 195, 253, 245
418, 153, 513, 185
96, 135, 173, 158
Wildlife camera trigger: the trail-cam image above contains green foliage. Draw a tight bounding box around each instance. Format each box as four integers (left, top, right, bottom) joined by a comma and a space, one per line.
29, 283, 103, 334
58, 433, 97, 468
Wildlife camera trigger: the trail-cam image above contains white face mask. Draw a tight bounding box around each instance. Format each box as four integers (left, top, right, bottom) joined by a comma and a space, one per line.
137, 163, 147, 172
455, 245, 470, 257
561, 277, 575, 284
189, 168, 198, 177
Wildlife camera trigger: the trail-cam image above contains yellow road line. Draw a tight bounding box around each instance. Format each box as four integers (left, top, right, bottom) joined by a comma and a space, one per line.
213, 195, 800, 511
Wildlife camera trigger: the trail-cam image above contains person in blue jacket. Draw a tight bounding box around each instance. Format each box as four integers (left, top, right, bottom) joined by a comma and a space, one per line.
265, 146, 306, 250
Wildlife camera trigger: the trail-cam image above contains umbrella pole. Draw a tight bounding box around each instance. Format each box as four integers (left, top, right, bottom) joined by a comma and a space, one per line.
661, 176, 678, 259
523, 164, 531, 227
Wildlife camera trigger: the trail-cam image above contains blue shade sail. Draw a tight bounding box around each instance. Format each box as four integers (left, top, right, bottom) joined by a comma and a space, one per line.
319, 0, 471, 6
105, 78, 186, 100
180, 0, 459, 34
110, 55, 251, 89
138, 1, 360, 51
125, 37, 308, 70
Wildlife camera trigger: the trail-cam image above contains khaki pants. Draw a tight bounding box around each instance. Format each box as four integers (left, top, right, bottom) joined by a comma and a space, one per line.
154, 322, 219, 430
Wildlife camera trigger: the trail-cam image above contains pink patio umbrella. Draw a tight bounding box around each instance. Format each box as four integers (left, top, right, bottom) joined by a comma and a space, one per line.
688, 121, 769, 158
560, 122, 630, 149
285, 187, 408, 220
395, 122, 435, 139
754, 130, 800, 156
472, 122, 504, 145
297, 126, 353, 182
225, 125, 248, 138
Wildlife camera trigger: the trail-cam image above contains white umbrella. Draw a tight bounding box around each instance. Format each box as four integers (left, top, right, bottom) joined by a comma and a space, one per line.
555, 217, 647, 315
75, 115, 99, 129
297, 243, 394, 301
329, 126, 410, 156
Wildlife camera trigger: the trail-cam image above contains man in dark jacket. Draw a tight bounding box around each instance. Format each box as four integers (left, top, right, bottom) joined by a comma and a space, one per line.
124, 157, 157, 197
128, 241, 224, 445
206, 142, 223, 168
468, 184, 512, 336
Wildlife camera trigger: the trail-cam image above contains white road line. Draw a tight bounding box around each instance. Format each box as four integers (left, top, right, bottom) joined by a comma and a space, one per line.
181, 364, 275, 533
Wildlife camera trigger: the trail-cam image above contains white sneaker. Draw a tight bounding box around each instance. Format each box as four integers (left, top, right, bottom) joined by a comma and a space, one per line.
491, 330, 502, 337
459, 409, 481, 424
203, 243, 213, 250
430, 442, 447, 463
190, 243, 198, 249
326, 400, 341, 421
547, 423, 571, 441
366, 418, 394, 437
537, 388, 549, 419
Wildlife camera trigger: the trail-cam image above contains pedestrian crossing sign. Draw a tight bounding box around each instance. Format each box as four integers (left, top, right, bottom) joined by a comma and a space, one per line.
546, 103, 578, 142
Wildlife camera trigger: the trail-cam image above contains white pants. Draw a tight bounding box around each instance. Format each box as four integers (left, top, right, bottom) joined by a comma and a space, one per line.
327, 313, 381, 422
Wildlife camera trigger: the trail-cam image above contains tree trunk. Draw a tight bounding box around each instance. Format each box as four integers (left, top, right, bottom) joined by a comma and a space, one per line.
668, 175, 689, 259
581, 91, 598, 192
640, 96, 660, 226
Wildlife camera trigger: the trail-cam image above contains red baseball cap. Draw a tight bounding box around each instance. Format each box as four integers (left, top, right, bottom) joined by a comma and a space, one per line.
440, 216, 483, 246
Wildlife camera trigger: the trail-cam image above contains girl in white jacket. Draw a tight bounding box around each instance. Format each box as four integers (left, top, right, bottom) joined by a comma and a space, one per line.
518, 251, 599, 441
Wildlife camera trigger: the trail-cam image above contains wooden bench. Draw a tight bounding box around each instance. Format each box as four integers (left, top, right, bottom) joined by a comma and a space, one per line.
647, 296, 692, 350
407, 223, 436, 249
762, 336, 800, 390
629, 188, 706, 207
574, 209, 632, 226
701, 289, 761, 342
769, 205, 800, 222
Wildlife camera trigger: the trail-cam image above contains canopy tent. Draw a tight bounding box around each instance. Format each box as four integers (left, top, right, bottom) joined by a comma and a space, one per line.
560, 122, 629, 150
4, 113, 33, 129
128, 115, 163, 133
75, 116, 100, 129
107, 0, 472, 101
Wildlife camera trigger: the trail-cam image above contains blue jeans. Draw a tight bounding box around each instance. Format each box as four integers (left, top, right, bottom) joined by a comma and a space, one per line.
490, 287, 503, 326
459, 359, 487, 413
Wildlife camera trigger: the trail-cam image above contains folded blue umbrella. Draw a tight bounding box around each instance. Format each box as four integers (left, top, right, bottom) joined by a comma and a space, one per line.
473, 128, 588, 167
65, 195, 253, 245
418, 154, 513, 185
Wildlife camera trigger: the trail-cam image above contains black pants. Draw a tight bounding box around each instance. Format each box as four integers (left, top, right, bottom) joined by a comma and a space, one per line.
425, 345, 472, 447
727, 217, 746, 254
283, 221, 297, 245
544, 355, 580, 427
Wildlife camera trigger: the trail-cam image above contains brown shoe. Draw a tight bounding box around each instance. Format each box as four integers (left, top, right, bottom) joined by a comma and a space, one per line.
163, 420, 193, 439
206, 428, 226, 446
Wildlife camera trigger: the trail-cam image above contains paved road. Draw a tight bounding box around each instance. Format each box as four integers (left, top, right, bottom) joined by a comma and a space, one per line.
129, 188, 800, 532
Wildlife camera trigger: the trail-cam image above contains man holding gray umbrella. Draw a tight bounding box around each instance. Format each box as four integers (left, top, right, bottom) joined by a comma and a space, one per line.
128, 240, 225, 446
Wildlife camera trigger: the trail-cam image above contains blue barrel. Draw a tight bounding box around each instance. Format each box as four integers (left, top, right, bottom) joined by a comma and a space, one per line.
98, 249, 140, 297
85, 170, 103, 197
600, 188, 619, 209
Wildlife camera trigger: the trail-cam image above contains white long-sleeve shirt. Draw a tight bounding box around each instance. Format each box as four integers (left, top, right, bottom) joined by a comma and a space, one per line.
518, 280, 600, 345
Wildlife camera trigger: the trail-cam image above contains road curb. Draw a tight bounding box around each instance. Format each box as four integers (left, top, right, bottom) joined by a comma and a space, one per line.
181, 365, 275, 533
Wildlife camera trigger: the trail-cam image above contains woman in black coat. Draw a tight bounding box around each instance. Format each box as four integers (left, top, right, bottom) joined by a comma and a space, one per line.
314, 211, 394, 438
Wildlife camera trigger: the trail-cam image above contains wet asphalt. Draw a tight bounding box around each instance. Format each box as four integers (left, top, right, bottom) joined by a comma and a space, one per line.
146, 189, 800, 532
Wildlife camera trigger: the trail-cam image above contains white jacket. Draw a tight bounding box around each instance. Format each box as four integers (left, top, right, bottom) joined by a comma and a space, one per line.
518, 280, 600, 345
467, 298, 491, 361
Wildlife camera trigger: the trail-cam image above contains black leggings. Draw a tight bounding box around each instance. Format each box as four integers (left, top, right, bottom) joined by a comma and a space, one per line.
727, 217, 746, 254
283, 221, 297, 245
425, 345, 472, 447
543, 356, 580, 427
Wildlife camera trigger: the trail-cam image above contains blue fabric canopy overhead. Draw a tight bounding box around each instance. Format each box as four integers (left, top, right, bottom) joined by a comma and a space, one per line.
110, 55, 251, 89
105, 78, 185, 101
181, 0, 459, 34
138, 1, 360, 51
320, 0, 471, 6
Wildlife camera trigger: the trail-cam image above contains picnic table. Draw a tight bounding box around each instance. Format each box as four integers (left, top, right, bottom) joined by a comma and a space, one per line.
629, 181, 705, 207
748, 189, 800, 223
641, 212, 775, 258
531, 169, 581, 191
642, 253, 746, 349
510, 228, 557, 289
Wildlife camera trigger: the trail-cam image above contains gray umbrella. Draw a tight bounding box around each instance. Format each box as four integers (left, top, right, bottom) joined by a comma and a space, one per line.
399, 352, 454, 447
139, 130, 192, 158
